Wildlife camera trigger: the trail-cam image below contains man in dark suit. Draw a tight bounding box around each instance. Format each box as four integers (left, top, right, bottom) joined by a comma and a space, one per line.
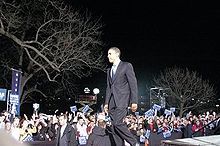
56, 114, 77, 146
104, 47, 138, 146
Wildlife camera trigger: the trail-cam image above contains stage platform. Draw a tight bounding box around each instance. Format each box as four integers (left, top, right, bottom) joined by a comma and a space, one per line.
161, 135, 220, 146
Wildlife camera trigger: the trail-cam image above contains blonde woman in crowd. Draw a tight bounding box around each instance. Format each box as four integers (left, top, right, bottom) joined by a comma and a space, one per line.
19, 115, 37, 141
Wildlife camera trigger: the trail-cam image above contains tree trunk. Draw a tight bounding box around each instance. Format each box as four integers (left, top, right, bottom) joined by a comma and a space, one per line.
179, 102, 184, 117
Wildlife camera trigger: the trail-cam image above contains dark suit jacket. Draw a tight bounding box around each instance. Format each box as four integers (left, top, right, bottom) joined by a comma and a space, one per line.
105, 61, 138, 108
56, 123, 77, 146
86, 126, 111, 146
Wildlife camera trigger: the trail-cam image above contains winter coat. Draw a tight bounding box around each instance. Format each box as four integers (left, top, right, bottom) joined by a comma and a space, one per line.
86, 126, 111, 146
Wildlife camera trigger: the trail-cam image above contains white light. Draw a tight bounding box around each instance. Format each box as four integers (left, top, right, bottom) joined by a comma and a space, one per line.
84, 87, 90, 93
33, 103, 39, 110
93, 88, 100, 95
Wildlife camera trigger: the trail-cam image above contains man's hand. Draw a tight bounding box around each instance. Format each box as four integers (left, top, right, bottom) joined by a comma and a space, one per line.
104, 104, 108, 113
130, 103, 138, 112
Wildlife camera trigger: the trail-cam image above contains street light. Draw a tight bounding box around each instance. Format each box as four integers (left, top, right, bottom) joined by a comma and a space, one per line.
93, 88, 100, 111
216, 104, 219, 113
93, 88, 100, 95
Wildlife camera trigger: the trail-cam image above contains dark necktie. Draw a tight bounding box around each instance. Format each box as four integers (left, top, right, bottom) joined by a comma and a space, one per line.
111, 65, 116, 79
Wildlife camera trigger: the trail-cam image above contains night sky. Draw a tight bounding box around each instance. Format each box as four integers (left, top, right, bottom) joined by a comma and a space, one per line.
69, 1, 220, 97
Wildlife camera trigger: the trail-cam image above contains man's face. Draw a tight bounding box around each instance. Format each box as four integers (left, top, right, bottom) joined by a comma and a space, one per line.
108, 49, 119, 63
78, 118, 84, 125
58, 116, 67, 126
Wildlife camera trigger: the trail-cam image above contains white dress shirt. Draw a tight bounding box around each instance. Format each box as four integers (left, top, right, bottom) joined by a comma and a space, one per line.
60, 123, 67, 137
111, 59, 120, 78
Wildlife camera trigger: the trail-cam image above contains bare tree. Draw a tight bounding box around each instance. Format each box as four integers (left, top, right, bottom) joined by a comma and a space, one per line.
0, 0, 106, 104
153, 67, 216, 117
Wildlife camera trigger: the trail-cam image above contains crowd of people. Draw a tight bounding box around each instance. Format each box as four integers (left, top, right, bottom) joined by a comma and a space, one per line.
0, 108, 219, 146
0, 47, 219, 146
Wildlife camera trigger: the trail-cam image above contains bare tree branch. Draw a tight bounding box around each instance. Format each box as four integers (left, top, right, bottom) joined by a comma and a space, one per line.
154, 67, 216, 117
0, 0, 106, 104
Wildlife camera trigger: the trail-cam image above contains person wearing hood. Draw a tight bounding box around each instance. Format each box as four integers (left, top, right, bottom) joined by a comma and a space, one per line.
86, 113, 111, 146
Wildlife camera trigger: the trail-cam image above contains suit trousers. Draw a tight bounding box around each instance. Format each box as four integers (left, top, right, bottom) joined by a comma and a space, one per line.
108, 96, 137, 146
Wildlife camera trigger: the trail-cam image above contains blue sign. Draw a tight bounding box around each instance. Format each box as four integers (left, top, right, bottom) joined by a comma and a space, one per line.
11, 69, 22, 95
153, 104, 161, 111
82, 105, 90, 113
0, 88, 7, 101
145, 109, 154, 117
10, 68, 22, 116
9, 94, 20, 115
164, 109, 172, 116
145, 129, 151, 139
163, 130, 171, 138
140, 135, 145, 143
9, 94, 19, 104
70, 106, 77, 112
170, 107, 175, 113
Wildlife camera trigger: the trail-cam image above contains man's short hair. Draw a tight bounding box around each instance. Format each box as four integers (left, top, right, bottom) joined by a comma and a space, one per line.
59, 113, 67, 119
109, 47, 121, 57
